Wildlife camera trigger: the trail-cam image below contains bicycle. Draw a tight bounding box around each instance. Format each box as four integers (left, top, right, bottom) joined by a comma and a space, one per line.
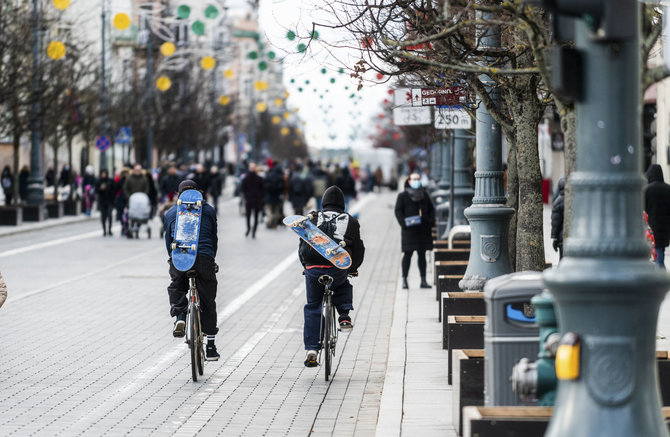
318, 274, 337, 381
185, 270, 204, 382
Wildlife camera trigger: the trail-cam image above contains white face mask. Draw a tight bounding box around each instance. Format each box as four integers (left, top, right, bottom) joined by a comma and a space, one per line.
409, 180, 421, 189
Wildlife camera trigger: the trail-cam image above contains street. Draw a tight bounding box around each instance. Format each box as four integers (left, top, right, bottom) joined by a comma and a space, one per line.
0, 192, 401, 436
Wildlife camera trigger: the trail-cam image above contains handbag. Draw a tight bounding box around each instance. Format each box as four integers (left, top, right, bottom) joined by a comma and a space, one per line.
404, 208, 422, 227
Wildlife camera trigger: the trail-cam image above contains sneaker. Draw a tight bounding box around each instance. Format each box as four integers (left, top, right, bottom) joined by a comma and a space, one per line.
338, 314, 353, 331
173, 313, 186, 338
304, 350, 318, 367
206, 343, 220, 361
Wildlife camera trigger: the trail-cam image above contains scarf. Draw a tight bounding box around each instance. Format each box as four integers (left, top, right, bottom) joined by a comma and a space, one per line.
407, 187, 424, 202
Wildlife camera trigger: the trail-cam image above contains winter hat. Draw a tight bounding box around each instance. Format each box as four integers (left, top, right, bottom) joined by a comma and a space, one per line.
178, 179, 199, 193
322, 186, 345, 210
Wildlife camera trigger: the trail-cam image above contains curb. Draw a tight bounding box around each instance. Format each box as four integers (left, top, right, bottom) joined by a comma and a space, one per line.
0, 213, 100, 238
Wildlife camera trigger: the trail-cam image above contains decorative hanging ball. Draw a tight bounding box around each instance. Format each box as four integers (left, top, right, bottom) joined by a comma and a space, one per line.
295, 128, 302, 135
294, 140, 301, 146
223, 69, 235, 79
321, 68, 327, 74
201, 56, 216, 70
283, 112, 291, 119
218, 95, 231, 106
254, 81, 269, 91
361, 37, 372, 48
53, 0, 70, 10
349, 94, 355, 98
313, 88, 317, 93
287, 30, 296, 41
271, 116, 281, 125
393, 132, 401, 140
298, 87, 303, 93
330, 78, 335, 84
280, 127, 290, 136
344, 86, 349, 90
160, 42, 176, 57
113, 13, 131, 30
305, 80, 310, 85
258, 61, 268, 71
376, 73, 384, 80
248, 51, 259, 60
256, 102, 267, 112
283, 91, 290, 98
204, 5, 219, 19
338, 68, 344, 74
274, 98, 283, 107
177, 5, 191, 19
191, 20, 205, 35
387, 89, 394, 95
267, 51, 276, 60
297, 43, 307, 53
310, 30, 319, 40
156, 76, 172, 91
46, 41, 66, 60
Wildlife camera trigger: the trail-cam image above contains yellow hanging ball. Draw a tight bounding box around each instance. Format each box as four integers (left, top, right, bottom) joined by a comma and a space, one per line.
46, 41, 66, 60
283, 91, 290, 99
160, 42, 176, 57
294, 140, 301, 146
271, 116, 281, 125
256, 102, 268, 112
274, 98, 283, 107
283, 112, 290, 120
295, 128, 302, 135
156, 76, 172, 91
201, 56, 216, 70
254, 81, 269, 91
113, 13, 131, 30
53, 0, 70, 10
280, 127, 290, 136
218, 95, 231, 106
223, 69, 235, 79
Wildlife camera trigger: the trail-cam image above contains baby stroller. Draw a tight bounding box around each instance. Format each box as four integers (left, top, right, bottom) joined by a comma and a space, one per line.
127, 192, 152, 239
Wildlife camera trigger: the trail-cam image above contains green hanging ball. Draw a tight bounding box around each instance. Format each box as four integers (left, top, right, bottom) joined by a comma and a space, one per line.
330, 78, 335, 84
297, 43, 307, 53
267, 51, 276, 60
287, 30, 296, 40
325, 89, 329, 93
191, 20, 205, 35
320, 95, 324, 99
298, 87, 303, 92
311, 30, 319, 40
345, 86, 349, 90
338, 68, 344, 74
258, 61, 268, 71
204, 5, 219, 19
177, 5, 191, 19
321, 68, 327, 74
349, 94, 355, 98
305, 80, 310, 85
248, 51, 259, 60
313, 88, 317, 92
290, 78, 295, 83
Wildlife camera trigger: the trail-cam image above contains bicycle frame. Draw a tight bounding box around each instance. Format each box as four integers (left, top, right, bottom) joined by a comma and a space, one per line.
318, 275, 338, 380
186, 273, 204, 381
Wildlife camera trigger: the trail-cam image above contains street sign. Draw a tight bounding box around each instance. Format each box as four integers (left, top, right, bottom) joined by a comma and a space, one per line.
434, 107, 472, 129
115, 126, 131, 144
96, 135, 111, 151
413, 87, 467, 106
393, 106, 431, 126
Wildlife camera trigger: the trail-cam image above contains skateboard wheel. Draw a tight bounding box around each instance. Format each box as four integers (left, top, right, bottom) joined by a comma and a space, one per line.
196, 200, 202, 208
177, 199, 182, 206
191, 244, 196, 251
171, 242, 177, 250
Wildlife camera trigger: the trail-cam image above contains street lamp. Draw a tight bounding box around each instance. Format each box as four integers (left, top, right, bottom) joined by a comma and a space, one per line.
27, 0, 45, 208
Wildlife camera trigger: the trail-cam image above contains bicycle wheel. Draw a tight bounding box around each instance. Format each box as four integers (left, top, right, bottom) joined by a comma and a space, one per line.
188, 303, 198, 382
323, 301, 332, 381
195, 309, 204, 376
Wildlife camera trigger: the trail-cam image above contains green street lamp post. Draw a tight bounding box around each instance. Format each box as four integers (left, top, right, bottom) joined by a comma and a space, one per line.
27, 0, 45, 208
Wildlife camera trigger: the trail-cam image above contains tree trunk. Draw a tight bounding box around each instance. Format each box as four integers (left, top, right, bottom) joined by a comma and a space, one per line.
12, 128, 21, 205
506, 135, 518, 271
511, 88, 545, 271
53, 133, 60, 188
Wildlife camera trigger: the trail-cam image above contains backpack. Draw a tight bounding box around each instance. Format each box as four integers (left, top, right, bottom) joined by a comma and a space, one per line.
299, 211, 346, 264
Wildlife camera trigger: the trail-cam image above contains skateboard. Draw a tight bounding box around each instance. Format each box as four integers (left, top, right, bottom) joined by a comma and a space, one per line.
283, 214, 352, 270
171, 189, 203, 271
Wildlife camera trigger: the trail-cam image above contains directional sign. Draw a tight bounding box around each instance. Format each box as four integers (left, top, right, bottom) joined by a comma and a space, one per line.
393, 106, 431, 126
115, 126, 131, 144
96, 135, 111, 151
411, 87, 467, 107
435, 107, 472, 130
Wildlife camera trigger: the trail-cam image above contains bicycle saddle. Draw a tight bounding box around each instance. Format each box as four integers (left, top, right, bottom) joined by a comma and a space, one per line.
318, 275, 334, 286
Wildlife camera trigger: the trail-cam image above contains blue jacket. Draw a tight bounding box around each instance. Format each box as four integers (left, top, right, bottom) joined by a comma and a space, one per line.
164, 203, 218, 260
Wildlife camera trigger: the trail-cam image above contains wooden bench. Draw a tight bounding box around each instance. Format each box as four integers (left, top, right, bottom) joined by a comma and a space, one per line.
441, 291, 485, 330
453, 349, 485, 436
434, 239, 471, 250
447, 315, 485, 385
434, 260, 469, 287
434, 248, 471, 262
437, 274, 464, 302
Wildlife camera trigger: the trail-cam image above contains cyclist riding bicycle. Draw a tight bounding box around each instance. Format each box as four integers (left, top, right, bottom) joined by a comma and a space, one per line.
164, 179, 220, 361
298, 186, 365, 367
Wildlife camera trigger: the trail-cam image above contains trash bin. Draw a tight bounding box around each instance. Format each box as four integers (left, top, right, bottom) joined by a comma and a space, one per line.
483, 271, 542, 406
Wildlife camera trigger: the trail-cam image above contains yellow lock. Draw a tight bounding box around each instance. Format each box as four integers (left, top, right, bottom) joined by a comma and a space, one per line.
555, 332, 580, 380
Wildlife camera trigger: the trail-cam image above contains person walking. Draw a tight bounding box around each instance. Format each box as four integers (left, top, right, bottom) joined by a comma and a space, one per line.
335, 167, 356, 211
289, 165, 313, 216
264, 161, 285, 229
18, 166, 29, 203
394, 173, 435, 289
82, 165, 96, 216
96, 169, 115, 236
123, 164, 149, 199
1, 166, 13, 205
551, 177, 565, 260
208, 166, 224, 214
645, 164, 670, 267
311, 162, 328, 210
241, 162, 265, 238
159, 165, 182, 202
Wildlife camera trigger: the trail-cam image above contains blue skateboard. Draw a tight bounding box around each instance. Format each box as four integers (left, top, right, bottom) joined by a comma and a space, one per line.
283, 214, 352, 270
171, 189, 203, 271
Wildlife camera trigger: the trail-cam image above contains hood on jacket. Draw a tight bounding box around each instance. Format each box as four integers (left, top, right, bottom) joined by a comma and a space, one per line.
322, 185, 345, 211
647, 164, 664, 183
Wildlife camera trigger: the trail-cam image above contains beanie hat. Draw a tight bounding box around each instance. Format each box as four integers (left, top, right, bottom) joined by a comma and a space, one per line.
322, 186, 345, 210
178, 179, 199, 193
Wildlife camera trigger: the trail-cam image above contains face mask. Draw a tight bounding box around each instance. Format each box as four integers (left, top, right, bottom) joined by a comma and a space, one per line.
409, 180, 421, 189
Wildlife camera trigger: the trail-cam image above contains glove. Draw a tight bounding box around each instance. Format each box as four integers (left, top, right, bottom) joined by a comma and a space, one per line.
552, 239, 559, 251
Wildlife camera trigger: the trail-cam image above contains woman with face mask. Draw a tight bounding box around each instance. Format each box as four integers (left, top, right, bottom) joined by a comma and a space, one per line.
394, 172, 436, 289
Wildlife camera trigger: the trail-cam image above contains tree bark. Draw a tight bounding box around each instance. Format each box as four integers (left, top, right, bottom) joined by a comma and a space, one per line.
506, 135, 518, 270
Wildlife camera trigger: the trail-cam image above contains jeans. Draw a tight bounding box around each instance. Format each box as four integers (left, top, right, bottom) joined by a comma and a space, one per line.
303, 267, 353, 350
656, 247, 666, 268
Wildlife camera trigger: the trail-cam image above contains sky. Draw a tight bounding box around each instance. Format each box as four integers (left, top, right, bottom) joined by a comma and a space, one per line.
232, 0, 391, 150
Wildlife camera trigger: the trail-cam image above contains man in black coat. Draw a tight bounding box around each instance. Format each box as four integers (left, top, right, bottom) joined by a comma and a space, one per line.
394, 173, 435, 289
241, 162, 265, 238
551, 177, 565, 259
645, 164, 670, 267
298, 186, 365, 367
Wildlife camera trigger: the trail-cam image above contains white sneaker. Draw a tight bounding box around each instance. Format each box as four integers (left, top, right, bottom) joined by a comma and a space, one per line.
304, 350, 318, 367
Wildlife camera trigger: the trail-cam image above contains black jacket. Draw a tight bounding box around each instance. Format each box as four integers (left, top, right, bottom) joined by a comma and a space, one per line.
95, 176, 115, 209
645, 164, 670, 248
241, 171, 265, 210
551, 177, 565, 244
394, 185, 435, 252
299, 207, 365, 272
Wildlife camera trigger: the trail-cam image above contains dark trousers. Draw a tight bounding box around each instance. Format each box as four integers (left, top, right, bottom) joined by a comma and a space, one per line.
303, 267, 353, 350
402, 250, 427, 278
167, 255, 219, 335
246, 207, 260, 236
100, 204, 112, 232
